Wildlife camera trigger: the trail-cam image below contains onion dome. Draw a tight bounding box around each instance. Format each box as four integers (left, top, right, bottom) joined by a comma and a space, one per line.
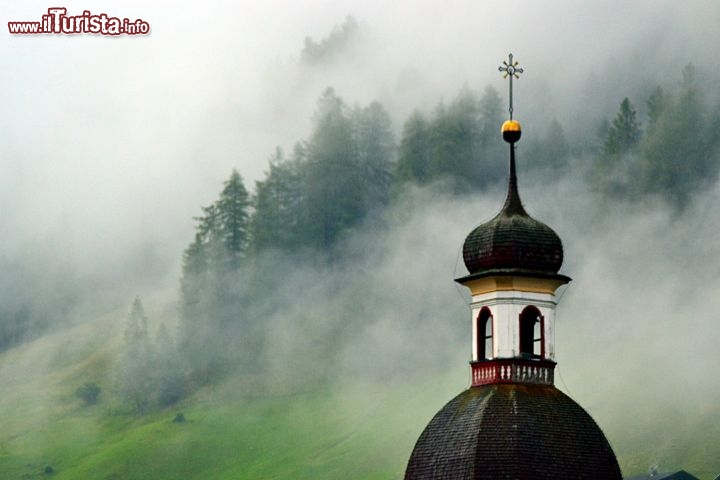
404, 384, 622, 479
462, 120, 564, 278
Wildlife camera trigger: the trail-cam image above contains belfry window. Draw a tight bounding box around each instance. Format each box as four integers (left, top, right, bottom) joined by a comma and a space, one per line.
477, 307, 493, 360
519, 306, 543, 359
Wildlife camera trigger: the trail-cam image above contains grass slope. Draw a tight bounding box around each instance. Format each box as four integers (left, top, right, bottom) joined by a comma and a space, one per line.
0, 317, 718, 479
0, 317, 454, 479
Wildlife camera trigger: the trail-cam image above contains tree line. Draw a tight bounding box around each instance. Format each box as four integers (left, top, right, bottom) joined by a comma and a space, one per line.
110, 69, 720, 412
591, 64, 720, 208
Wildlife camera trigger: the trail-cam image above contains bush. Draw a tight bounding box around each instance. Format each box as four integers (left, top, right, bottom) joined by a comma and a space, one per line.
75, 382, 101, 405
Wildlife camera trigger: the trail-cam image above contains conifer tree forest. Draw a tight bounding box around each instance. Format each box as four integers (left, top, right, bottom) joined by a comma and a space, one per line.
6, 8, 720, 480
2, 13, 720, 416
161, 64, 720, 405
2, 57, 719, 414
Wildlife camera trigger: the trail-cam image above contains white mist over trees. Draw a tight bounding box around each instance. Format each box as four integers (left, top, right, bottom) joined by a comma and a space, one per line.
397, 86, 505, 191
3, 2, 720, 474
591, 64, 720, 208
161, 57, 720, 407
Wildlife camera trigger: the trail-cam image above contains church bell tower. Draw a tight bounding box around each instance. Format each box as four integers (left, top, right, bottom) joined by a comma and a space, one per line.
404, 54, 622, 480
456, 104, 570, 388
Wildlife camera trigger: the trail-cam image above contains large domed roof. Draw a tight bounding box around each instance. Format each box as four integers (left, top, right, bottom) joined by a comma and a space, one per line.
404, 384, 622, 479
461, 146, 564, 277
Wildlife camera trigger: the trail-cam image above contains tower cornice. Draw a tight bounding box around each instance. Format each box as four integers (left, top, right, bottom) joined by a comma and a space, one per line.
456, 271, 570, 296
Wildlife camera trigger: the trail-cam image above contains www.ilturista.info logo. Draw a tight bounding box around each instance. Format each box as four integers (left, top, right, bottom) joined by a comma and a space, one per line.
8, 8, 150, 35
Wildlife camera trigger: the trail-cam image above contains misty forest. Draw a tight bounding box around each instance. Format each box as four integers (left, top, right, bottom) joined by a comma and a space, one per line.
3, 3, 720, 479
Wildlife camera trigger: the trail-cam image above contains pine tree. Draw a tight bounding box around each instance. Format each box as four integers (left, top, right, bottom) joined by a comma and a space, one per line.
425, 86, 507, 191
429, 87, 479, 189
397, 111, 431, 185
125, 296, 148, 347
476, 85, 506, 187
215, 170, 250, 268
639, 64, 708, 208
591, 98, 642, 198
428, 91, 479, 190
155, 322, 184, 406
301, 88, 357, 248
351, 101, 395, 210
646, 86, 669, 135
249, 147, 304, 253
178, 169, 252, 381
536, 118, 570, 171
603, 98, 641, 157
478, 85, 503, 146
120, 297, 153, 414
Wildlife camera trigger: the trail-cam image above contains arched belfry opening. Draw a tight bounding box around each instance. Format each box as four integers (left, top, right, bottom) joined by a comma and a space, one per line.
519, 306, 543, 359
476, 307, 493, 360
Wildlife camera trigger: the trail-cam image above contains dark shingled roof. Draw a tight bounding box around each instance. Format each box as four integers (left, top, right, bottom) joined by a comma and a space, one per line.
404, 384, 622, 480
462, 146, 564, 277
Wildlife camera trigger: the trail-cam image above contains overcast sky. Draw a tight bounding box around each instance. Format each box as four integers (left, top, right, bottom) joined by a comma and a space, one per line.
2, 0, 719, 309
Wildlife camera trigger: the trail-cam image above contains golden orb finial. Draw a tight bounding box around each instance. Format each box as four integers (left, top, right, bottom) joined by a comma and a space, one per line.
502, 119, 522, 143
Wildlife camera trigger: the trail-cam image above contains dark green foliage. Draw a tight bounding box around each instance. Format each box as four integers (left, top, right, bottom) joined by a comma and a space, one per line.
253, 88, 395, 252
603, 98, 642, 157
526, 118, 570, 176
119, 299, 187, 412
184, 170, 250, 275
178, 170, 255, 385
427, 88, 479, 189
351, 101, 395, 209
249, 147, 304, 253
176, 89, 397, 387
75, 382, 101, 405
637, 64, 713, 208
215, 170, 251, 268
397, 85, 505, 192
155, 323, 185, 407
172, 71, 720, 400
646, 86, 669, 133
590, 97, 646, 199
591, 97, 642, 197
397, 111, 431, 184
476, 85, 506, 180
300, 88, 360, 248
477, 86, 503, 147
427, 100, 464, 184
179, 169, 250, 317
591, 64, 720, 208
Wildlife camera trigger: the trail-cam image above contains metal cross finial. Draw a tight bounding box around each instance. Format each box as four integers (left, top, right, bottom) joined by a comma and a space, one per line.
498, 53, 524, 119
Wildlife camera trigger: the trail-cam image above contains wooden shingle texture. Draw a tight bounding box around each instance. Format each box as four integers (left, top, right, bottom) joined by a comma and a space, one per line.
405, 384, 622, 480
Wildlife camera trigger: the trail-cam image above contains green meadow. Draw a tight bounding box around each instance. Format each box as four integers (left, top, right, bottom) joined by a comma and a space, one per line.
1, 316, 718, 479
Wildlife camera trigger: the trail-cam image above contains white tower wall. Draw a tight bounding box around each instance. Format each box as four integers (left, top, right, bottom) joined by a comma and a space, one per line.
469, 289, 558, 362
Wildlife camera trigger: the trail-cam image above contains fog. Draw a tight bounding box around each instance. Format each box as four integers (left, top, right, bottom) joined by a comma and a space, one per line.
2, 0, 720, 474
5, 2, 720, 298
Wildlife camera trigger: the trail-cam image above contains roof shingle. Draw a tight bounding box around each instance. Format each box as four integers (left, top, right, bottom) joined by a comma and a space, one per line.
405, 384, 622, 479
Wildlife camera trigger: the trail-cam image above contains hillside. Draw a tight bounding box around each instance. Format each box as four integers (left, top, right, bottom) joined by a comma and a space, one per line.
0, 314, 718, 479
